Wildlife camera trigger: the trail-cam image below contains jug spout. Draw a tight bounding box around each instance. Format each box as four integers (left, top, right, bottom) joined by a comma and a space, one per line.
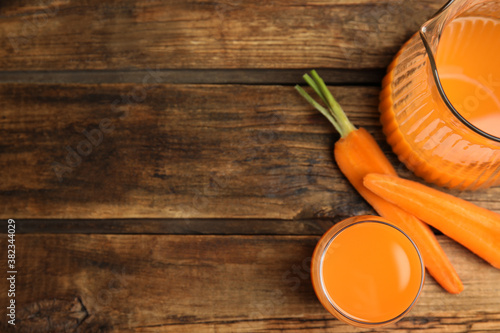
421, 0, 481, 56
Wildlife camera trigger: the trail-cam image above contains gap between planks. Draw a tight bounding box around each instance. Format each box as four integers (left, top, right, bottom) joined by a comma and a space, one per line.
4, 218, 339, 235
0, 69, 385, 85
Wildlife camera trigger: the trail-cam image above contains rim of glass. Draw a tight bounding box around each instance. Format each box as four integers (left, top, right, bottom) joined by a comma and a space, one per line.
319, 220, 425, 326
419, 0, 500, 143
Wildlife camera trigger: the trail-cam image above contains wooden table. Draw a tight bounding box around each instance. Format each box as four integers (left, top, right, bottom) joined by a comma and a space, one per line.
1, 0, 500, 332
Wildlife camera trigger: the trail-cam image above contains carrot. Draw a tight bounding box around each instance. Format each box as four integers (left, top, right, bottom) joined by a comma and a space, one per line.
334, 137, 463, 293
296, 70, 463, 293
364, 173, 500, 269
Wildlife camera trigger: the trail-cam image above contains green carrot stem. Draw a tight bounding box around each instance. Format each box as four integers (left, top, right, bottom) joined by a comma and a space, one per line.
295, 70, 356, 138
295, 85, 343, 135
302, 74, 328, 106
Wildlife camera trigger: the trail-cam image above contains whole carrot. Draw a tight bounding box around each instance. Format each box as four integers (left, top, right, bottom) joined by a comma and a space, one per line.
296, 70, 463, 293
364, 173, 500, 269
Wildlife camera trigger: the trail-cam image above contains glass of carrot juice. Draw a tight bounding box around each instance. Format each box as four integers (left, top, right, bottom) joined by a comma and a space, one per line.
380, 0, 500, 190
311, 215, 425, 328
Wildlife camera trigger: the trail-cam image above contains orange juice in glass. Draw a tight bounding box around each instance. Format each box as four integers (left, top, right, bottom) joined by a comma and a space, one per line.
380, 0, 500, 190
311, 216, 424, 328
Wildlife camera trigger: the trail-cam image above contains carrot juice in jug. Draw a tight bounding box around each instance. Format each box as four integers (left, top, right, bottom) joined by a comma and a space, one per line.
437, 17, 500, 138
380, 0, 500, 190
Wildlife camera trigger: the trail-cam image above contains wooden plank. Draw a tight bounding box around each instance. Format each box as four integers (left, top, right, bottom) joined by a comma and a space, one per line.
0, 83, 380, 219
0, 234, 499, 332
0, 0, 443, 71
2, 83, 500, 219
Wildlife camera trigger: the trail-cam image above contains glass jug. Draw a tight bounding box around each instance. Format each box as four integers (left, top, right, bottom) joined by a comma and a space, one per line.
380, 0, 500, 190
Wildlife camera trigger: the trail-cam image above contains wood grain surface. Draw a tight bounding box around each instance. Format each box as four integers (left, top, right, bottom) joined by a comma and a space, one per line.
0, 234, 499, 332
2, 83, 499, 219
0, 0, 442, 71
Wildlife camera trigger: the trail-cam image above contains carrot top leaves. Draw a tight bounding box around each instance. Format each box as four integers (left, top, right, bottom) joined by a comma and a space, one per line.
295, 70, 356, 138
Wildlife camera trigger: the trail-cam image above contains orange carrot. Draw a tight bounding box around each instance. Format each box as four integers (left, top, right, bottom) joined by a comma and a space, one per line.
296, 70, 463, 293
364, 173, 500, 269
